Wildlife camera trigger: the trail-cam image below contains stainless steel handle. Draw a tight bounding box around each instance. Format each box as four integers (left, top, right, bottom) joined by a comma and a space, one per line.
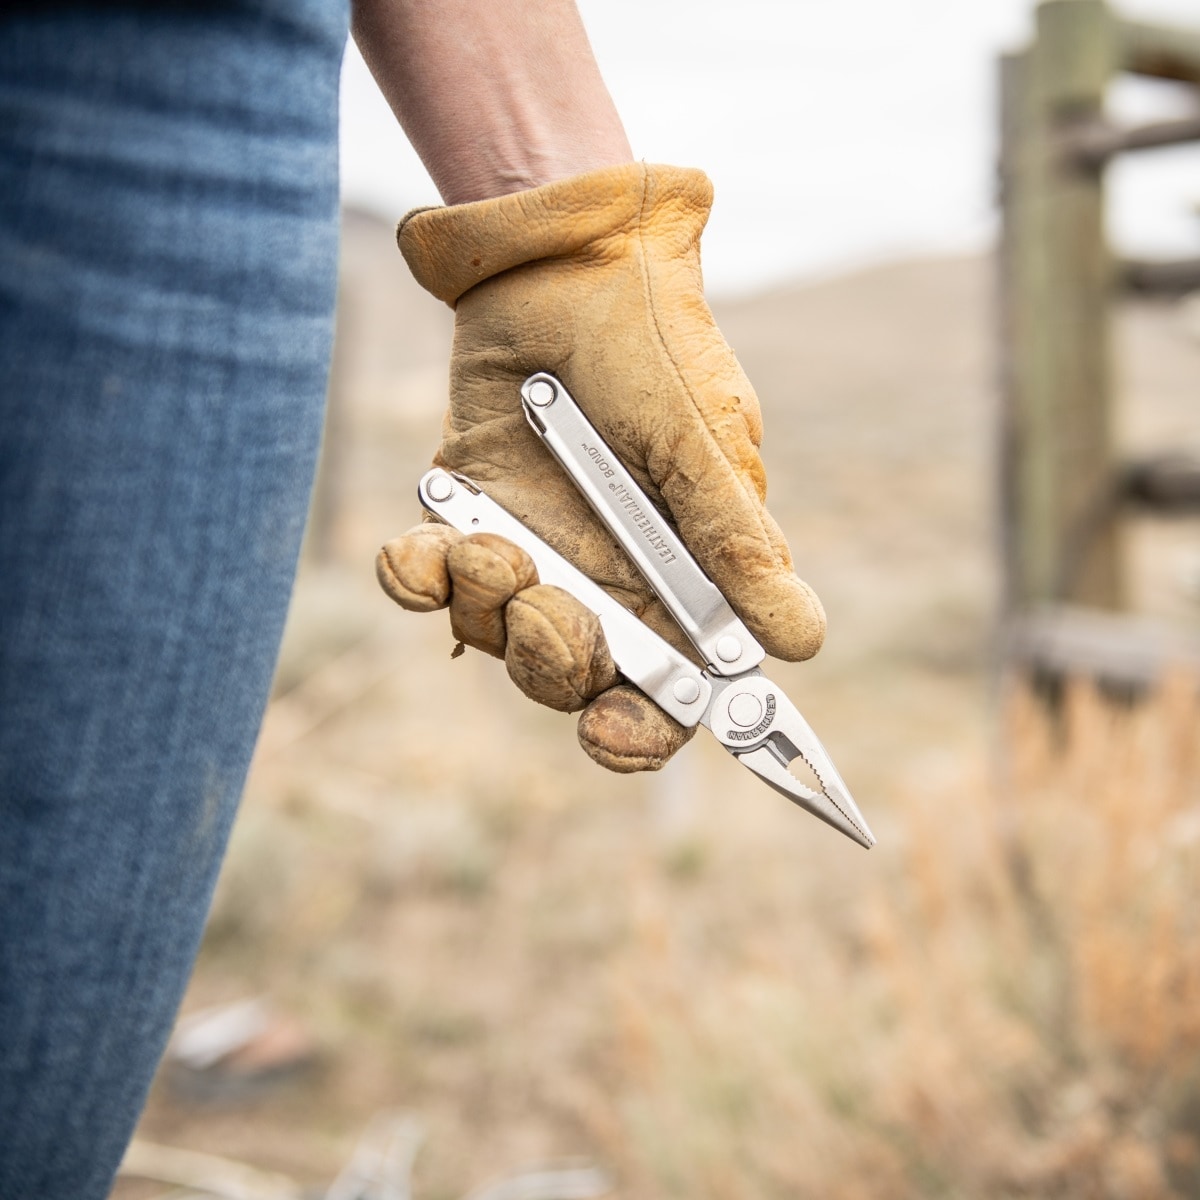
418, 468, 712, 727
520, 373, 765, 676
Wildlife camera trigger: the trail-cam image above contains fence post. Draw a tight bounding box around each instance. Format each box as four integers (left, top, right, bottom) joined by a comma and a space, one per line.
1000, 0, 1123, 614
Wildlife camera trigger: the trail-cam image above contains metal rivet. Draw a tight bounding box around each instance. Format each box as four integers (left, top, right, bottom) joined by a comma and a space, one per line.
716, 635, 742, 663
526, 379, 557, 408
672, 677, 701, 705
728, 692, 763, 728
426, 474, 454, 503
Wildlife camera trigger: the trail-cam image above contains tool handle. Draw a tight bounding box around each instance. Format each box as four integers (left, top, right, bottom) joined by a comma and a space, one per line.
418, 469, 711, 727
520, 373, 765, 676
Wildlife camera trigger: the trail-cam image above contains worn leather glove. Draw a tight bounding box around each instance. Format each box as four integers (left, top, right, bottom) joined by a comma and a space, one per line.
377, 162, 825, 772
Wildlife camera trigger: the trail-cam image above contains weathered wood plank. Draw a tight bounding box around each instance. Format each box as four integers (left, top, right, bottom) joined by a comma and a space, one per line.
1007, 605, 1200, 686
997, 50, 1031, 618
1116, 17, 1200, 82
1119, 257, 1200, 295
1061, 114, 1200, 168
1122, 455, 1200, 512
1036, 0, 1122, 608
1001, 0, 1123, 611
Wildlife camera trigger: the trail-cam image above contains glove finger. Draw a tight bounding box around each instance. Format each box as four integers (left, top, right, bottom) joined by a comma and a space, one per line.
644, 404, 826, 662
504, 584, 619, 712
577, 684, 695, 773
446, 532, 538, 657
376, 523, 464, 612
438, 368, 826, 663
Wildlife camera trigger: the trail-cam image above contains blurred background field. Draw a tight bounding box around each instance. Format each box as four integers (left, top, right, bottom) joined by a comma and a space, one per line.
115, 0, 1200, 1193
111, 215, 1200, 1198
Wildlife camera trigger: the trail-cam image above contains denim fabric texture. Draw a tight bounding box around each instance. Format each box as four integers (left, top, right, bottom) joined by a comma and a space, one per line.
0, 3, 349, 1196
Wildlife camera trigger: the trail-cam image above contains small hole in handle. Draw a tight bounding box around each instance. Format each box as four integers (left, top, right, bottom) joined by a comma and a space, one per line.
471, 518, 480, 525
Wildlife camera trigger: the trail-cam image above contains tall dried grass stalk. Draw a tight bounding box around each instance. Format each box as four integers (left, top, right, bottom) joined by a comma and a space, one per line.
602, 675, 1200, 1200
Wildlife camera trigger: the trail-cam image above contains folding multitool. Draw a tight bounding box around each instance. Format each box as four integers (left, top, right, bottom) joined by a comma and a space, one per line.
418, 373, 875, 848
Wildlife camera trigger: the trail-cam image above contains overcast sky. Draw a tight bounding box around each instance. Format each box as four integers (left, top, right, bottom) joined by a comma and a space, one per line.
340, 0, 1200, 294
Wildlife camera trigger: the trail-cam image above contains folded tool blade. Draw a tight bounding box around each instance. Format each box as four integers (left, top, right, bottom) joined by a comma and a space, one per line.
703, 671, 875, 848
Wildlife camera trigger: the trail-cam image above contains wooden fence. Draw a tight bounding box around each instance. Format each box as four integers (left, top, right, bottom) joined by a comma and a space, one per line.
998, 0, 1200, 683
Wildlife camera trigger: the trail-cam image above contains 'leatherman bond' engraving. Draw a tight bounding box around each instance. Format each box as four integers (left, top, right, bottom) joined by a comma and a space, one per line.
581, 442, 616, 479
520, 371, 766, 682
728, 694, 777, 742
606, 480, 677, 564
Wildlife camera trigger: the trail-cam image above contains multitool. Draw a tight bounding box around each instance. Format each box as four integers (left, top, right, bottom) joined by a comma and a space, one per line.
418, 373, 875, 849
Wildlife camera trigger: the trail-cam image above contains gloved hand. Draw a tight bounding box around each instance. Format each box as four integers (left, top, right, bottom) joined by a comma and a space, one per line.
376, 162, 825, 772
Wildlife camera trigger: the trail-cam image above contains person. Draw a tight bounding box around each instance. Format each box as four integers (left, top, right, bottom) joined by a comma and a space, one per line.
0, 2, 823, 1196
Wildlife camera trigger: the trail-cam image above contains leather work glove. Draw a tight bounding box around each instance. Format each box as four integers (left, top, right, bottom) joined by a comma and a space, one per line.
376, 162, 825, 772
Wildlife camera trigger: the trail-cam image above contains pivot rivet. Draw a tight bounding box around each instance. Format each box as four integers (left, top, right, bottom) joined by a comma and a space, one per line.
728, 692, 763, 728
716, 635, 742, 663
673, 677, 701, 705
526, 379, 557, 408
426, 474, 455, 503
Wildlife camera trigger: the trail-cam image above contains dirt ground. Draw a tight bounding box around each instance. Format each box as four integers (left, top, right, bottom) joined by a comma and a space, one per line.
114, 211, 1200, 1200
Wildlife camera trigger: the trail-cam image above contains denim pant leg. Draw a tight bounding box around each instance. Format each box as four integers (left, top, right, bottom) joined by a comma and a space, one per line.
0, 5, 349, 1196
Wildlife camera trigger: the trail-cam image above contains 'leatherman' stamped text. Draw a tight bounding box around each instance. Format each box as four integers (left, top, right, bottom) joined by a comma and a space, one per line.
605, 478, 677, 565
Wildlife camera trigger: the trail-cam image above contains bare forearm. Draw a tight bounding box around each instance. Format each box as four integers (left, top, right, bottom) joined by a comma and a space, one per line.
351, 0, 633, 205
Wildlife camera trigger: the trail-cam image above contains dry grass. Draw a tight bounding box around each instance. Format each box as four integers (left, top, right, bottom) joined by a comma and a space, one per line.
583, 675, 1200, 1200
132, 661, 1200, 1200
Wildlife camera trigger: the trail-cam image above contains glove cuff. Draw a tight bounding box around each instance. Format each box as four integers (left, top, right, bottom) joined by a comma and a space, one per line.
396, 162, 713, 306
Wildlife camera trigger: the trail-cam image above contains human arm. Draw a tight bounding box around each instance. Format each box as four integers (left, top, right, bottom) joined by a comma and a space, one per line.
351, 0, 633, 204
356, 3, 826, 771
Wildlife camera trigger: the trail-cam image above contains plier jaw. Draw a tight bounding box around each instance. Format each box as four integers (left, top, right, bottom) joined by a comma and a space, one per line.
418, 373, 876, 849
704, 672, 875, 848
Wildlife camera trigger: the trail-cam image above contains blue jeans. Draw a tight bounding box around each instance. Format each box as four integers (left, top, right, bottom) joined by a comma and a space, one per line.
0, 4, 349, 1196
